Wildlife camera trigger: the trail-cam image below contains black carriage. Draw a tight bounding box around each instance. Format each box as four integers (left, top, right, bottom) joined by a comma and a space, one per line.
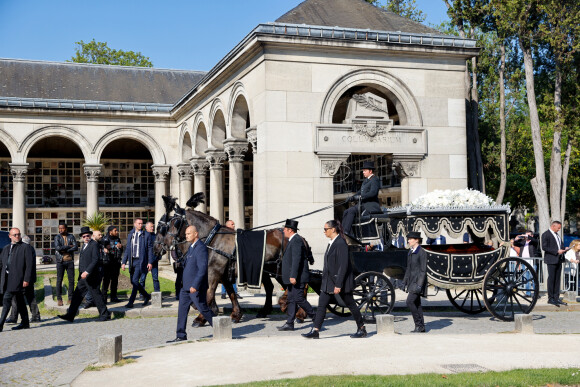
309, 204, 539, 322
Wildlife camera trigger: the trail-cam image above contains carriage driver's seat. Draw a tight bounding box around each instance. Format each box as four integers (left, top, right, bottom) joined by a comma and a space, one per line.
352, 212, 381, 244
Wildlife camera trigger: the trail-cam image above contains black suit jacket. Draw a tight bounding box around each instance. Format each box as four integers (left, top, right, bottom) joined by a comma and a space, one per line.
541, 230, 563, 265
79, 239, 101, 283
0, 242, 35, 293
356, 175, 381, 214
182, 241, 209, 292
281, 235, 309, 285
403, 245, 428, 297
321, 236, 354, 293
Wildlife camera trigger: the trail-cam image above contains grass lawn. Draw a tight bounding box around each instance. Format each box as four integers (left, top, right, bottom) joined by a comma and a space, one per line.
230, 368, 580, 387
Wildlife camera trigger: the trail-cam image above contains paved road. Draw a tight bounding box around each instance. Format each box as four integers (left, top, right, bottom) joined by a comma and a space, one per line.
1, 309, 580, 386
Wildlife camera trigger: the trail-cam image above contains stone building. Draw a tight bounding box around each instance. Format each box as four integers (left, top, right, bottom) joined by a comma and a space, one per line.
0, 0, 477, 259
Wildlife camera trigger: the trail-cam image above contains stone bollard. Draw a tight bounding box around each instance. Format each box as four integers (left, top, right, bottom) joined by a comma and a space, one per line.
564, 291, 577, 303
98, 334, 122, 365
213, 316, 232, 340
151, 292, 162, 308
514, 314, 534, 334
375, 314, 395, 335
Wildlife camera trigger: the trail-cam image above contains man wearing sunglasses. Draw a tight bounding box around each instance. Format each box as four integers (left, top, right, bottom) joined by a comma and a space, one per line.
0, 228, 35, 332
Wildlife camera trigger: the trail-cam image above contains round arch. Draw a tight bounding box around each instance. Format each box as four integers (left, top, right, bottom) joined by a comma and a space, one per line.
208, 99, 227, 149
0, 129, 19, 161
178, 123, 193, 162
18, 126, 93, 163
92, 128, 166, 164
193, 113, 209, 157
227, 82, 251, 139
320, 69, 423, 126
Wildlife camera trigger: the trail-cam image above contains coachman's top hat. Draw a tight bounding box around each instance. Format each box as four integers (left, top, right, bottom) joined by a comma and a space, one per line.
362, 161, 375, 170
406, 231, 422, 240
79, 226, 93, 237
283, 219, 299, 231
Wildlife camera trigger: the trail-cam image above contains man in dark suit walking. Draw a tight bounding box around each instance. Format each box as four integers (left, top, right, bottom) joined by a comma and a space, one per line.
167, 225, 215, 342
541, 221, 569, 307
58, 227, 111, 322
122, 218, 154, 308
0, 228, 35, 332
278, 219, 314, 331
342, 161, 381, 236
302, 220, 366, 339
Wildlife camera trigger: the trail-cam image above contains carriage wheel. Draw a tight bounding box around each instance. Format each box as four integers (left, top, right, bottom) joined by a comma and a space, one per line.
446, 288, 486, 315
352, 271, 395, 323
483, 257, 539, 321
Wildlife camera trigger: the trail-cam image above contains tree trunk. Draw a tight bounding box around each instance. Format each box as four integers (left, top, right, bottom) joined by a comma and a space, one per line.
560, 138, 572, 227
470, 27, 484, 193
520, 40, 550, 233
496, 44, 507, 204
549, 65, 563, 222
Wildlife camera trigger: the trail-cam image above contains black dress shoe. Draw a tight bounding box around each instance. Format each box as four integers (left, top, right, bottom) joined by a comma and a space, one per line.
301, 328, 319, 339
557, 300, 568, 306
30, 317, 41, 323
166, 337, 187, 343
125, 303, 134, 309
547, 300, 560, 307
350, 326, 367, 338
142, 295, 151, 307
98, 313, 112, 321
57, 314, 74, 323
12, 324, 30, 330
277, 323, 294, 331
411, 326, 426, 333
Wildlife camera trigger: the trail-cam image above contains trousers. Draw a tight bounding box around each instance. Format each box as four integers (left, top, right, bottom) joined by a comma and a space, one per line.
56, 260, 75, 300
313, 291, 364, 330
65, 276, 109, 320
406, 292, 424, 329
0, 290, 29, 327
176, 288, 215, 339
128, 265, 149, 304
286, 283, 314, 324
9, 286, 40, 321
546, 261, 563, 302
101, 261, 121, 300
139, 260, 160, 292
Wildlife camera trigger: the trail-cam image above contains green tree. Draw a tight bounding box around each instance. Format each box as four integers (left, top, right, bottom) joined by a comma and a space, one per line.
366, 0, 427, 23
70, 39, 153, 67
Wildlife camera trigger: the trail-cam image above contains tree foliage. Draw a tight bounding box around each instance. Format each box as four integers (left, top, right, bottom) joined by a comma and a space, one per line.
70, 39, 153, 67
366, 0, 427, 23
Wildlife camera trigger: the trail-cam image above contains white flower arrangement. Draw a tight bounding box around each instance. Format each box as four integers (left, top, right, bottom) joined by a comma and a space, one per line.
411, 189, 495, 208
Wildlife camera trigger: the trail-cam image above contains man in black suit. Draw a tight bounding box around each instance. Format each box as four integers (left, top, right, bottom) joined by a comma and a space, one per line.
302, 220, 366, 339
541, 221, 569, 307
0, 228, 35, 332
167, 225, 215, 343
58, 227, 111, 322
122, 218, 154, 308
7, 235, 40, 324
342, 161, 381, 236
277, 219, 314, 332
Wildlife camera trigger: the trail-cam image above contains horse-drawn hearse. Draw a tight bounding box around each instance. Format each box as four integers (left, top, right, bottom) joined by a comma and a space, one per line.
155, 192, 539, 326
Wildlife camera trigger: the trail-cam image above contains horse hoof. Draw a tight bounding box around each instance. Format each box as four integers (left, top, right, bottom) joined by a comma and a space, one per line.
296, 318, 304, 324
191, 321, 206, 328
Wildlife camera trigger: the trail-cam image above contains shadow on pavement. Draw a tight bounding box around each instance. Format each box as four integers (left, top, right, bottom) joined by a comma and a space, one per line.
0, 345, 73, 365
425, 318, 453, 331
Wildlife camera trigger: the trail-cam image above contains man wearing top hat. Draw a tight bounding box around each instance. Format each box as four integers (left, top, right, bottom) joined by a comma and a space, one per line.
342, 160, 381, 236
58, 227, 110, 322
277, 219, 315, 331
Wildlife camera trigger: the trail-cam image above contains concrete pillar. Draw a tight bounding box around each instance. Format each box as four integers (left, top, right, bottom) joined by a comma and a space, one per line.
224, 138, 248, 229
9, 163, 28, 232
151, 291, 162, 308
392, 156, 421, 206
246, 126, 257, 227
176, 163, 193, 208
205, 149, 227, 223
98, 334, 122, 365
151, 165, 171, 224
83, 164, 102, 218
213, 316, 232, 340
375, 314, 395, 335
190, 156, 209, 213
514, 314, 534, 334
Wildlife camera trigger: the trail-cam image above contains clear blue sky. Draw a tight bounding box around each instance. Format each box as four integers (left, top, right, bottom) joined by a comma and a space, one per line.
0, 0, 450, 71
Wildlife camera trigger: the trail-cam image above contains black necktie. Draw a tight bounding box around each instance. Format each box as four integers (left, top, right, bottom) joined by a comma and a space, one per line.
6, 244, 14, 273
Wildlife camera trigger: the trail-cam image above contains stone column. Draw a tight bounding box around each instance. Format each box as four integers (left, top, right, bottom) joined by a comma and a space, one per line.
246, 126, 257, 227
190, 156, 209, 213
9, 163, 28, 232
151, 165, 171, 224
83, 164, 102, 217
205, 149, 227, 223
224, 138, 248, 229
176, 163, 193, 208
392, 156, 421, 206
